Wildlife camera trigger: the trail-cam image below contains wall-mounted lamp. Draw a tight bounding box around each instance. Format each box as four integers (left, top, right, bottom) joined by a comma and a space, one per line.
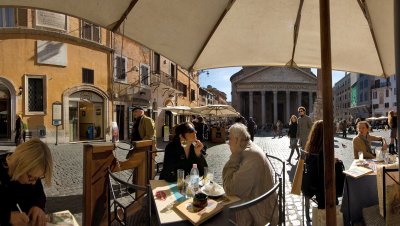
130, 66, 139, 72
18, 86, 23, 96
163, 60, 167, 64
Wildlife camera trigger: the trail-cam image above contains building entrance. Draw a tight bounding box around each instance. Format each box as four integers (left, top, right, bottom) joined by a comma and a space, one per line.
69, 91, 104, 142
0, 85, 10, 139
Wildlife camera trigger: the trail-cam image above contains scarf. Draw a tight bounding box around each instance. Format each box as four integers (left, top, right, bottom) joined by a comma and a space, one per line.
359, 134, 373, 155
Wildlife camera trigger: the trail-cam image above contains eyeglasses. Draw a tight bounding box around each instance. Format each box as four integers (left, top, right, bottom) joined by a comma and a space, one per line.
27, 174, 45, 182
298, 110, 304, 113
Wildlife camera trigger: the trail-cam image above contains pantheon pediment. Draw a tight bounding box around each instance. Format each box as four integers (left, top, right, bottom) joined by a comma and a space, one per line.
233, 67, 316, 85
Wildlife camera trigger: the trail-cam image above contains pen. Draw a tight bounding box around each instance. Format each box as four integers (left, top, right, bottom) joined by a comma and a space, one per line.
16, 203, 22, 213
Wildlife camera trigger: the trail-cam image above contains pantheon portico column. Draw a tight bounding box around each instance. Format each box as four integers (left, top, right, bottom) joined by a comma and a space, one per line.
249, 91, 253, 117
273, 90, 277, 123
297, 91, 302, 107
286, 91, 290, 123
261, 91, 266, 126
309, 91, 314, 114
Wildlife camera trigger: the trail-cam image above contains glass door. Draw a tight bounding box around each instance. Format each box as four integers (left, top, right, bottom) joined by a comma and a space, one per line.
69, 101, 79, 141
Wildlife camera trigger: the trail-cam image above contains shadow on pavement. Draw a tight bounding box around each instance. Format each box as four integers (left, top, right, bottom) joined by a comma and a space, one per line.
46, 194, 83, 214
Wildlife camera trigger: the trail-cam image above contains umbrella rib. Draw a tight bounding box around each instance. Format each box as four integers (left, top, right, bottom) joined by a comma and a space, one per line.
111, 0, 139, 32
189, 0, 236, 71
288, 0, 305, 67
356, 0, 387, 77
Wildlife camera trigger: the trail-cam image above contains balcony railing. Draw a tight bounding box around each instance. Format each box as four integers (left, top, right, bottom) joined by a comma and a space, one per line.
151, 70, 176, 88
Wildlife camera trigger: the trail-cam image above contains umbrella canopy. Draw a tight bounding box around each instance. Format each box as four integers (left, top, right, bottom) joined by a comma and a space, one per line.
1, 0, 394, 76
159, 106, 193, 115
191, 105, 239, 117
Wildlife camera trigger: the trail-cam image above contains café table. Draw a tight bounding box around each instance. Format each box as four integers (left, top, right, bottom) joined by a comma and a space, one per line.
340, 159, 391, 226
150, 180, 240, 226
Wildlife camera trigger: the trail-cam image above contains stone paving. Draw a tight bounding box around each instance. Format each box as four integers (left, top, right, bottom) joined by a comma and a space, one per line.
0, 129, 392, 225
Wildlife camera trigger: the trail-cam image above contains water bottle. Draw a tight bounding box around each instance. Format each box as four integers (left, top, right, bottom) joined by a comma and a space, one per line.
190, 164, 200, 194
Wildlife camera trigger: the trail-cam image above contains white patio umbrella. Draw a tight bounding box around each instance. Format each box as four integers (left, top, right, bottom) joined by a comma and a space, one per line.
159, 106, 193, 116
191, 105, 239, 118
3, 0, 400, 223
1, 0, 394, 75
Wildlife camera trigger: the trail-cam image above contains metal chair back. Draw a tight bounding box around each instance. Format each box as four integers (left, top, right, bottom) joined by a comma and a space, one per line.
107, 168, 151, 226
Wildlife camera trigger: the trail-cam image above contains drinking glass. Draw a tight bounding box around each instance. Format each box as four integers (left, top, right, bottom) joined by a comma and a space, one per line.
358, 151, 364, 161
177, 169, 185, 194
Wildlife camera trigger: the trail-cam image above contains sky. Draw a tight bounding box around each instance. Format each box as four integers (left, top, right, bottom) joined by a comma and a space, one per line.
199, 67, 346, 102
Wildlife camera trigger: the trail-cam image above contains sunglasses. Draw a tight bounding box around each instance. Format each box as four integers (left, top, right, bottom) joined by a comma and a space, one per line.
186, 127, 196, 133
27, 174, 45, 182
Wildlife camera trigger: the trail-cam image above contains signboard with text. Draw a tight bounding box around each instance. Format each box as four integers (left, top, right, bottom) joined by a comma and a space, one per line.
52, 102, 62, 126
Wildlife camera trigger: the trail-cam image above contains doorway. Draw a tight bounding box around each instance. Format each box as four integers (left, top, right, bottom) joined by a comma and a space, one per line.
0, 99, 10, 139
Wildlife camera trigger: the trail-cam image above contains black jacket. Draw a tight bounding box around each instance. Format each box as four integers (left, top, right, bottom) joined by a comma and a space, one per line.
0, 154, 46, 226
288, 123, 298, 138
160, 139, 208, 182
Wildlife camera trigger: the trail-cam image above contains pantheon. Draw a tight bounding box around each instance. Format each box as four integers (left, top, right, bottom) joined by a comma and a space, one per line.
231, 67, 317, 127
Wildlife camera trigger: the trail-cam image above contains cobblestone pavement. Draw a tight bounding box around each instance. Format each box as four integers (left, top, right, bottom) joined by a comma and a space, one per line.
1, 129, 392, 225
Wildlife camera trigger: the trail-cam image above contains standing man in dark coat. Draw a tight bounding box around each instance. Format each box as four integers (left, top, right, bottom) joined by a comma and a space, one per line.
247, 117, 257, 141
128, 106, 156, 156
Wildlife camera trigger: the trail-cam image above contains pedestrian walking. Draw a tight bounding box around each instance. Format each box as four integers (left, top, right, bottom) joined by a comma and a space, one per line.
341, 120, 347, 138
276, 120, 283, 138
287, 115, 300, 163
388, 111, 397, 154
296, 106, 313, 150
247, 117, 257, 141
14, 114, 23, 146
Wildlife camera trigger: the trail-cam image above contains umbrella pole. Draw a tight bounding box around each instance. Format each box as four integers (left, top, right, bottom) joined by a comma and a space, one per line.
394, 0, 400, 192
319, 0, 336, 225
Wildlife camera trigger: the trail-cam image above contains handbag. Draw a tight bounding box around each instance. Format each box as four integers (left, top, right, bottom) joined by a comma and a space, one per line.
291, 151, 306, 195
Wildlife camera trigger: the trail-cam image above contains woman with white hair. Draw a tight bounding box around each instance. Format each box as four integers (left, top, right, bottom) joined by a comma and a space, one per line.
223, 123, 278, 226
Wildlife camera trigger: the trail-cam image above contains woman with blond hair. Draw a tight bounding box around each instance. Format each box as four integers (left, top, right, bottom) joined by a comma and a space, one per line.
287, 115, 300, 163
0, 138, 53, 226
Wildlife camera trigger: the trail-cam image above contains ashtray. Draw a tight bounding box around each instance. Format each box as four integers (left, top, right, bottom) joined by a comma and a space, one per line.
192, 193, 208, 209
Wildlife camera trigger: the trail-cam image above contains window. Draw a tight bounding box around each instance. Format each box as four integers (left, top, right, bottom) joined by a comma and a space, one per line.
82, 68, 94, 84
81, 21, 100, 43
170, 63, 176, 78
140, 64, 150, 86
364, 79, 368, 88
372, 104, 379, 109
373, 91, 377, 99
191, 89, 196, 101
25, 75, 47, 114
177, 82, 187, 97
359, 93, 363, 102
114, 56, 127, 81
0, 8, 15, 27
386, 89, 389, 97
153, 52, 160, 73
364, 92, 368, 101
385, 103, 390, 108
375, 80, 380, 88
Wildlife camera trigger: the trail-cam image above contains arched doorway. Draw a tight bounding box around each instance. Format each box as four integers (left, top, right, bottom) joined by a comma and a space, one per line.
69, 91, 105, 141
0, 77, 16, 141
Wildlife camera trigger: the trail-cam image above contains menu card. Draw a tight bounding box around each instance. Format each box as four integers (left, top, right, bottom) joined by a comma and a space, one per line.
47, 210, 80, 226
343, 166, 373, 178
175, 198, 224, 225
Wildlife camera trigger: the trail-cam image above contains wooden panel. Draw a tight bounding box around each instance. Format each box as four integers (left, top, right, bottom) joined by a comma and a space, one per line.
82, 141, 153, 226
